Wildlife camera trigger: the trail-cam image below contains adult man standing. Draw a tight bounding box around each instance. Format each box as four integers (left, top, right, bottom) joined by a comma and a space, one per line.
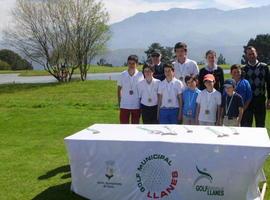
172, 42, 199, 84
151, 49, 165, 81
242, 46, 270, 127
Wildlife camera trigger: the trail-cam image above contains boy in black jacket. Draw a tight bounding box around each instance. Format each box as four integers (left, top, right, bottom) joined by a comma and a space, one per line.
198, 50, 224, 93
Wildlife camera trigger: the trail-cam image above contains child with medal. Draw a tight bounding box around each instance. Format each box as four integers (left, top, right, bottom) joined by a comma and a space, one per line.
137, 64, 160, 124
182, 75, 201, 125
117, 55, 144, 124
172, 42, 199, 85
220, 79, 244, 127
196, 74, 222, 126
157, 63, 184, 124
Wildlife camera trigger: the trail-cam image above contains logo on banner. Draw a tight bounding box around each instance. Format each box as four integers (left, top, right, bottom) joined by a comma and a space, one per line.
105, 160, 115, 180
193, 166, 224, 196
136, 154, 179, 199
96, 160, 122, 189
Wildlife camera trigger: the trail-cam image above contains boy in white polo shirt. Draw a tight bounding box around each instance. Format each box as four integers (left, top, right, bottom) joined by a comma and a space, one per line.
196, 74, 221, 126
172, 42, 199, 83
138, 64, 160, 124
117, 55, 144, 124
158, 63, 184, 124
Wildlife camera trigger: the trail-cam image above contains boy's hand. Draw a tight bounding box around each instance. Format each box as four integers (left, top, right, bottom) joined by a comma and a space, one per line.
236, 118, 241, 127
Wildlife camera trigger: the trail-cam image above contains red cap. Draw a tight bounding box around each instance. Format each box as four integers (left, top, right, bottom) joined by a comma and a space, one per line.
203, 74, 215, 82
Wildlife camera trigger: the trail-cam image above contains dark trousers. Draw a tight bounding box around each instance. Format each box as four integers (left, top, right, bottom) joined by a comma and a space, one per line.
141, 104, 158, 124
241, 96, 266, 127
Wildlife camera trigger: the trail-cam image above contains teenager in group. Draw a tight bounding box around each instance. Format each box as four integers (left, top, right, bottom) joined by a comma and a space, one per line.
172, 42, 199, 84
230, 64, 252, 126
242, 46, 270, 127
196, 74, 221, 126
137, 64, 160, 124
198, 50, 224, 92
117, 55, 144, 124
220, 79, 244, 127
151, 49, 165, 81
157, 63, 184, 124
182, 75, 201, 125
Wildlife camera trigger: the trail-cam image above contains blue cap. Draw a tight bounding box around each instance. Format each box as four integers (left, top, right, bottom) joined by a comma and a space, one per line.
224, 79, 236, 88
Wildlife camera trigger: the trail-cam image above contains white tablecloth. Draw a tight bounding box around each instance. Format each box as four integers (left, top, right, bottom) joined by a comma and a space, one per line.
65, 124, 270, 200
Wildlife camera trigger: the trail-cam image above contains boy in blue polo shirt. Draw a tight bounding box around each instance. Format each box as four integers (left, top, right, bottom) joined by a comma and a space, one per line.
230, 64, 252, 126
182, 75, 200, 125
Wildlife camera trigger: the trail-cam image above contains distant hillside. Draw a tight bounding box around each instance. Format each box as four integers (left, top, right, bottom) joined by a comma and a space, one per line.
2, 6, 270, 68
105, 6, 270, 65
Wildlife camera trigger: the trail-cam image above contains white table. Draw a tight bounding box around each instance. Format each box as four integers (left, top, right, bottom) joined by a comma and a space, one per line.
65, 124, 270, 200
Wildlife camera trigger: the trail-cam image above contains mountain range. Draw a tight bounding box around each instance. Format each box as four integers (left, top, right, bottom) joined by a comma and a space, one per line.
93, 5, 270, 66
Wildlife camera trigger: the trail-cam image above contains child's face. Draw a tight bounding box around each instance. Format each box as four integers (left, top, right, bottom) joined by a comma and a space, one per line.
204, 80, 215, 89
151, 55, 161, 65
164, 68, 174, 79
206, 53, 216, 66
128, 60, 137, 69
231, 68, 241, 80
187, 79, 197, 89
225, 86, 234, 95
175, 48, 187, 59
143, 68, 153, 80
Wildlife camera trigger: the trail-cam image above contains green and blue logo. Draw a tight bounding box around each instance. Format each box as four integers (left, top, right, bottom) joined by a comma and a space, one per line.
193, 166, 224, 196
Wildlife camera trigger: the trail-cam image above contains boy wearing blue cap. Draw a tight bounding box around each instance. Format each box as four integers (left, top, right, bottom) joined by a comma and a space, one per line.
220, 79, 244, 126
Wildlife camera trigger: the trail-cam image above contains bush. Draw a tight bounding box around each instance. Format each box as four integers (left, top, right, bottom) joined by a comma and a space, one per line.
0, 60, 11, 70
0, 49, 33, 70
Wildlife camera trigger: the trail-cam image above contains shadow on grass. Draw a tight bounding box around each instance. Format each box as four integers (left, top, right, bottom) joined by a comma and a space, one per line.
38, 165, 71, 180
32, 182, 88, 200
0, 82, 60, 94
34, 165, 87, 200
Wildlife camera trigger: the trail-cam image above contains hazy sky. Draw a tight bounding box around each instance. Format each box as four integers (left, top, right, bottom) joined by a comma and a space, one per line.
0, 0, 269, 29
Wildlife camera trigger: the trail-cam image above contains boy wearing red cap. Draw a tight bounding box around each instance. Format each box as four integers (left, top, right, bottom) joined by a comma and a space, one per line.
196, 74, 222, 126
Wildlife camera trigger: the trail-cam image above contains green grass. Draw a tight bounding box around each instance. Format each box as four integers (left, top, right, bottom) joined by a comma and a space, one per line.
0, 70, 26, 74
0, 81, 118, 200
17, 66, 132, 76
198, 64, 231, 70
0, 80, 269, 199
0, 64, 232, 77
0, 65, 143, 76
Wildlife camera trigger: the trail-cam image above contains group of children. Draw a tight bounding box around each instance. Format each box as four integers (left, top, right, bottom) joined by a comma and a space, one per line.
117, 43, 252, 127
